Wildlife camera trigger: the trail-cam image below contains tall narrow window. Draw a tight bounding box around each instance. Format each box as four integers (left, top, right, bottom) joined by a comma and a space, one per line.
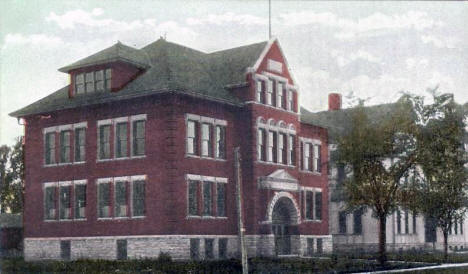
288, 90, 294, 111
267, 131, 277, 162
257, 128, 266, 161
339, 211, 347, 234
188, 180, 198, 216
288, 135, 295, 166
98, 182, 111, 218
203, 181, 213, 216
95, 70, 105, 91
304, 143, 311, 171
215, 126, 226, 159
278, 133, 287, 164
413, 212, 417, 234
115, 181, 128, 217
397, 210, 402, 234
455, 221, 458, 234
98, 125, 111, 159
44, 185, 57, 220
75, 74, 85, 94
74, 127, 85, 162
116, 122, 128, 158
105, 69, 112, 90
201, 123, 212, 157
132, 180, 145, 217
256, 80, 264, 103
219, 238, 228, 259
45, 132, 56, 165
132, 120, 145, 156
190, 239, 200, 260
217, 183, 226, 217
59, 131, 71, 163
461, 220, 464, 235
187, 120, 197, 155
266, 79, 273, 105
353, 209, 362, 234
85, 72, 95, 92
74, 184, 86, 219
313, 145, 321, 173
307, 238, 314, 255
205, 239, 214, 259
305, 191, 313, 220
277, 82, 284, 108
315, 192, 322, 220
59, 185, 71, 220
405, 210, 409, 234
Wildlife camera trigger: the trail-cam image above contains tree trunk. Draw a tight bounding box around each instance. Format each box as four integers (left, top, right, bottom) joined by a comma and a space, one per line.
443, 229, 448, 262
378, 214, 387, 266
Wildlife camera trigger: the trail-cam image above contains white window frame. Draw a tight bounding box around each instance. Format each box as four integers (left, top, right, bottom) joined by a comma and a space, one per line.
300, 138, 322, 173
266, 79, 273, 105
302, 187, 322, 221
43, 122, 88, 166
43, 180, 87, 222
185, 174, 228, 219
185, 114, 227, 160
130, 114, 147, 158
257, 117, 296, 166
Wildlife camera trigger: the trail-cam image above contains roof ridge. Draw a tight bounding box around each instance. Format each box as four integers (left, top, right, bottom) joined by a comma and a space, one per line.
207, 40, 268, 55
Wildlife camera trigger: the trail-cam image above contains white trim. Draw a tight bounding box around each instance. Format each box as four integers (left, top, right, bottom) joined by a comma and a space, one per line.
214, 119, 227, 126
58, 181, 72, 186
301, 186, 322, 192
216, 177, 228, 184
245, 101, 299, 115
253, 73, 268, 81
73, 122, 87, 129
74, 180, 87, 185
43, 126, 57, 134
57, 124, 72, 131
97, 119, 112, 126
186, 113, 200, 122
267, 59, 283, 73
114, 116, 128, 123
114, 176, 130, 182
251, 37, 276, 72
186, 174, 201, 181
201, 117, 215, 124
97, 177, 113, 184
300, 137, 321, 145
286, 84, 298, 91
130, 114, 147, 121
202, 176, 215, 182
43, 182, 58, 188
131, 175, 146, 182
262, 71, 288, 83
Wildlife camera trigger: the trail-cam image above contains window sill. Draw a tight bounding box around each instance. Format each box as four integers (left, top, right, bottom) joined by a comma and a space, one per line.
300, 170, 322, 176
255, 160, 295, 168
246, 101, 298, 115
185, 154, 227, 162
44, 218, 87, 222
302, 219, 322, 223
97, 216, 145, 221
186, 215, 228, 220
44, 161, 86, 167
97, 155, 146, 163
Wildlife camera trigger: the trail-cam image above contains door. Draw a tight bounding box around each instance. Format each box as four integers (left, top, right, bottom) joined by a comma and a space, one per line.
273, 224, 291, 255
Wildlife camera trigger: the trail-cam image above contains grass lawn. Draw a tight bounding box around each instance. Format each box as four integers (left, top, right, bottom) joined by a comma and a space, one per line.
0, 255, 434, 274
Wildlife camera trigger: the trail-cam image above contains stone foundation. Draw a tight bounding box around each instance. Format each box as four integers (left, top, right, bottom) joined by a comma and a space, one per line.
24, 234, 333, 261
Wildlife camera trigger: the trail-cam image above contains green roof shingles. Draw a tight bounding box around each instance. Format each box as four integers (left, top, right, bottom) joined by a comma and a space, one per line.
10, 39, 267, 118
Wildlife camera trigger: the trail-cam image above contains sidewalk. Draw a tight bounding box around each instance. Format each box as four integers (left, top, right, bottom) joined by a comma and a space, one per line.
358, 262, 468, 273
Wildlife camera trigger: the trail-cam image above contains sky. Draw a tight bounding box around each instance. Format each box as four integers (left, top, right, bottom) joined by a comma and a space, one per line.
1, 0, 467, 145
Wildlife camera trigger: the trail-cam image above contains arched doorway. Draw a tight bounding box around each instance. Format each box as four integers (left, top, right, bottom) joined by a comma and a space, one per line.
272, 197, 296, 255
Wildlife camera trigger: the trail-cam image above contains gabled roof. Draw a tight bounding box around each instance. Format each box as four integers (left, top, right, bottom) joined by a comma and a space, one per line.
10, 38, 268, 118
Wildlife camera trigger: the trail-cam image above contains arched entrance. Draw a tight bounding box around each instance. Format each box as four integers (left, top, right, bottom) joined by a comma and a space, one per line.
272, 197, 296, 255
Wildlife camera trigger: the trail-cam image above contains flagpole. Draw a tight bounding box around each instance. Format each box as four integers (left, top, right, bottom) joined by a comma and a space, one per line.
269, 0, 272, 39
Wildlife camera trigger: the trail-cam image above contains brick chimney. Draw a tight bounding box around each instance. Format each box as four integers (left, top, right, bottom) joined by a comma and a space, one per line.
328, 93, 342, 111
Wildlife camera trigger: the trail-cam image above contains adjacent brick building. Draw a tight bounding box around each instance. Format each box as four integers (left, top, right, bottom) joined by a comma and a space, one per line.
10, 37, 332, 261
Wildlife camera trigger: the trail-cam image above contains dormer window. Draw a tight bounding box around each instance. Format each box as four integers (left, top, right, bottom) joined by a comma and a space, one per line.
75, 69, 111, 95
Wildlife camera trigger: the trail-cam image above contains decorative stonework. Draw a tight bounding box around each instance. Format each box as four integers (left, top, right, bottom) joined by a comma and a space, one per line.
264, 191, 301, 224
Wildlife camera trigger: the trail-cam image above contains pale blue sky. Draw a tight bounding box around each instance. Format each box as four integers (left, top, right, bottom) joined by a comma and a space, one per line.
1, 0, 467, 145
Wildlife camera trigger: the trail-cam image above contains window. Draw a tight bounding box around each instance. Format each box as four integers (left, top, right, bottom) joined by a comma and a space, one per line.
313, 144, 321, 173
116, 122, 128, 158
316, 238, 323, 254
115, 181, 128, 217
98, 125, 111, 159
257, 128, 266, 161
132, 120, 145, 156
215, 126, 226, 159
201, 123, 213, 157
44, 185, 57, 220
219, 238, 228, 259
278, 133, 286, 164
188, 181, 198, 216
307, 238, 314, 255
75, 69, 111, 95
353, 209, 362, 234
132, 180, 145, 217
59, 185, 72, 220
216, 183, 226, 217
60, 240, 71, 260
337, 164, 346, 184
315, 192, 322, 220
455, 221, 458, 234
203, 181, 213, 216
74, 184, 86, 219
256, 80, 265, 103
288, 90, 294, 111
45, 132, 56, 165
205, 239, 214, 259
413, 212, 417, 234
267, 131, 277, 162
397, 210, 401, 234
304, 143, 311, 171
277, 82, 284, 109
75, 74, 85, 94
288, 135, 295, 166
74, 127, 85, 162
266, 79, 273, 105
339, 211, 347, 234
305, 191, 313, 220
187, 120, 197, 155
117, 239, 127, 260
190, 239, 200, 260
405, 210, 409, 234
59, 131, 71, 163
461, 220, 464, 235
98, 182, 111, 218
